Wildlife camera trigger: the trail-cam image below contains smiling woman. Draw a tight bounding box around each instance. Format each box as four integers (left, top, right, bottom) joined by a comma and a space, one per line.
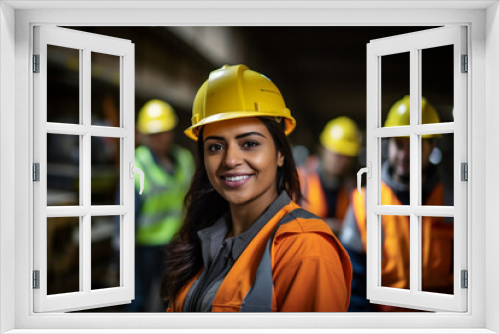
160, 64, 352, 312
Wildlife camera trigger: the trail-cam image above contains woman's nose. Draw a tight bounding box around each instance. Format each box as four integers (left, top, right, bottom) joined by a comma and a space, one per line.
224, 144, 243, 168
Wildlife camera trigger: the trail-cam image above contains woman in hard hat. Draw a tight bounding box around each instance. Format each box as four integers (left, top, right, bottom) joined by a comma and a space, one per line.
161, 64, 352, 312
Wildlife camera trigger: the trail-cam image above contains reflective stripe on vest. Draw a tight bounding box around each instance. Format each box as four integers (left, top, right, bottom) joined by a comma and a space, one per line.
240, 208, 314, 311
134, 145, 193, 245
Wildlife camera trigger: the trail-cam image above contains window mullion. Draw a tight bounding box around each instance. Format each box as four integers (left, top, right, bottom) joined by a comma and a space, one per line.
409, 47, 421, 294
82, 48, 91, 206
81, 47, 92, 294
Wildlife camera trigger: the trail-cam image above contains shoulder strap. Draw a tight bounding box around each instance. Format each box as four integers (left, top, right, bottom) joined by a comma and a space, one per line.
240, 208, 318, 312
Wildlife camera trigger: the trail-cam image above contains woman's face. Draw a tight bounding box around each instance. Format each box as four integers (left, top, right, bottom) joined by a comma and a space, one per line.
202, 117, 284, 209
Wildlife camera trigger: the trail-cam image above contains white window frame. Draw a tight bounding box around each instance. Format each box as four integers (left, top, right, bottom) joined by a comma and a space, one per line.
1, 1, 499, 333
365, 26, 467, 312
33, 25, 136, 312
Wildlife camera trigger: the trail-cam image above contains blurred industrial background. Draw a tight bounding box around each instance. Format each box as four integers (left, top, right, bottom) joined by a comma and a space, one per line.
45, 26, 454, 312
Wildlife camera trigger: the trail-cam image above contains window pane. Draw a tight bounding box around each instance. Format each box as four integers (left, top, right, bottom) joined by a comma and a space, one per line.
91, 137, 121, 206
381, 52, 410, 127
421, 216, 454, 294
47, 45, 80, 124
381, 137, 410, 205
91, 52, 121, 127
47, 134, 80, 206
422, 45, 454, 123
47, 216, 80, 295
381, 215, 410, 290
91, 216, 120, 290
422, 133, 454, 206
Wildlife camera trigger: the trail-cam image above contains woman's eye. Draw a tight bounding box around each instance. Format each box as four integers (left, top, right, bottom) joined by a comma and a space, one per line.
207, 143, 224, 151
242, 141, 259, 149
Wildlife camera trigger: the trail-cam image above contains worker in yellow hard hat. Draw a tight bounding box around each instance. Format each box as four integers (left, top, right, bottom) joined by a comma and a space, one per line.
299, 117, 361, 236
161, 64, 352, 312
339, 95, 453, 312
124, 99, 194, 312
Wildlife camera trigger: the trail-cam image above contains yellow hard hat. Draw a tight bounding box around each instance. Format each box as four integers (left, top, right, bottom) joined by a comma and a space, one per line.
320, 116, 361, 157
185, 64, 296, 141
384, 95, 441, 138
137, 99, 178, 134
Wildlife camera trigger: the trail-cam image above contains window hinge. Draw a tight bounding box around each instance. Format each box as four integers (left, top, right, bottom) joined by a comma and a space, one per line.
461, 54, 468, 73
461, 270, 468, 289
33, 270, 40, 289
461, 162, 468, 181
33, 54, 40, 73
33, 163, 40, 182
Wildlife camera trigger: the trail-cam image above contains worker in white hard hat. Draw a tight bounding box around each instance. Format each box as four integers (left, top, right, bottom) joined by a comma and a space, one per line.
299, 116, 361, 236
126, 99, 194, 312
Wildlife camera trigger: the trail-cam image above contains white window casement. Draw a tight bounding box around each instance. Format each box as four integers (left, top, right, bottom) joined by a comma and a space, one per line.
1, 1, 499, 334
365, 26, 468, 312
33, 26, 136, 312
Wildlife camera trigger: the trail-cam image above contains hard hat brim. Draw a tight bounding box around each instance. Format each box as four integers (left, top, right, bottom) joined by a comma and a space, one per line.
184, 111, 296, 141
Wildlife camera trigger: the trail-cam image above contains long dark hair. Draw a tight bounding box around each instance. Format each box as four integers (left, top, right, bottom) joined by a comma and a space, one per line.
160, 117, 301, 306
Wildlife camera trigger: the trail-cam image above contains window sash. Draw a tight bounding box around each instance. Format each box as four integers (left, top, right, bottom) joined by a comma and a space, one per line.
33, 25, 135, 313
366, 26, 468, 312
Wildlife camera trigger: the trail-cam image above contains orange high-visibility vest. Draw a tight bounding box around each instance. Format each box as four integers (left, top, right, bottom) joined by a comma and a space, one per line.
166, 201, 352, 312
352, 182, 454, 291
298, 168, 350, 221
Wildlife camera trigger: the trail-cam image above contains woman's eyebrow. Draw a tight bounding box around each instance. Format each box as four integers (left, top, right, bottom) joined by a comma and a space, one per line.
235, 132, 266, 139
204, 132, 266, 142
203, 136, 225, 143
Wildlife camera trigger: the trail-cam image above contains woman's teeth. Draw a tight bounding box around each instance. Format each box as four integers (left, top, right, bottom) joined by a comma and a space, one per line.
225, 175, 250, 182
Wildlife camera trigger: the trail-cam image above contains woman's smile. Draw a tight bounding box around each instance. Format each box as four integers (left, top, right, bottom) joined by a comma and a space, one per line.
220, 173, 255, 188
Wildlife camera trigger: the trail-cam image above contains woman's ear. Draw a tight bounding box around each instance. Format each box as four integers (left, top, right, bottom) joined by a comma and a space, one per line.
277, 151, 285, 167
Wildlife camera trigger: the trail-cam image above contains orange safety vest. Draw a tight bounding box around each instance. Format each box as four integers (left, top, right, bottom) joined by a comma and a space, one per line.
166, 201, 352, 312
352, 182, 454, 292
298, 168, 350, 221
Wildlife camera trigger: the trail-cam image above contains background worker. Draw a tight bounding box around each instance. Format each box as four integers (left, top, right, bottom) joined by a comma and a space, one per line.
126, 99, 194, 312
299, 116, 361, 235
339, 95, 454, 312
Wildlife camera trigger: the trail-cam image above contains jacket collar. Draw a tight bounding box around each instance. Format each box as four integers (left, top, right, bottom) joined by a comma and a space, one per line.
197, 191, 292, 267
